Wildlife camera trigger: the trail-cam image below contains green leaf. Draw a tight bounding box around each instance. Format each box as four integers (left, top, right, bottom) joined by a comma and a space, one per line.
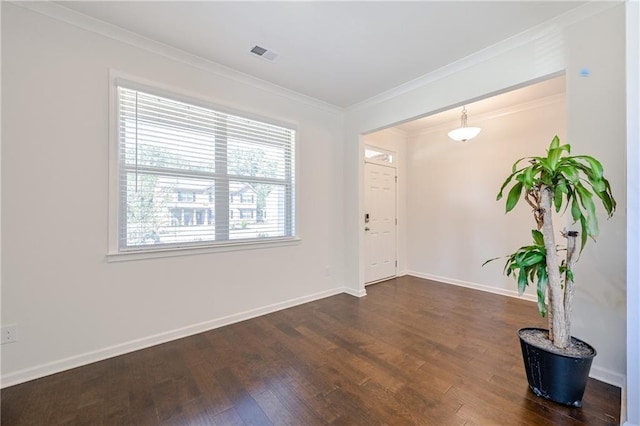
554, 180, 567, 212
592, 177, 616, 217
536, 265, 548, 317
588, 176, 606, 193
594, 183, 615, 216
522, 166, 536, 189
511, 157, 531, 174
557, 163, 580, 183
481, 257, 501, 267
603, 178, 617, 212
597, 190, 613, 214
537, 158, 554, 174
580, 214, 588, 252
496, 166, 527, 201
505, 181, 524, 213
566, 268, 574, 282
540, 172, 553, 187
517, 269, 528, 295
547, 147, 563, 171
531, 229, 544, 246
576, 184, 599, 238
520, 253, 544, 268
549, 135, 560, 149
571, 196, 582, 223
575, 155, 604, 180
562, 187, 574, 215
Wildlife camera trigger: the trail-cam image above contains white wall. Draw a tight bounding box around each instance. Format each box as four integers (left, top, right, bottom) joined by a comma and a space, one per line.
1, 3, 346, 385
343, 13, 567, 298
563, 5, 627, 386
405, 95, 566, 301
362, 129, 408, 275
625, 1, 639, 425
344, 2, 626, 386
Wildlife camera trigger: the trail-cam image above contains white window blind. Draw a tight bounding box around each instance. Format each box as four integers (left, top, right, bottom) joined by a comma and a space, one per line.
117, 85, 296, 251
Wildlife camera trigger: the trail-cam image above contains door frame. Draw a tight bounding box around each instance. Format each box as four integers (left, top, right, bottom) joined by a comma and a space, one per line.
363, 144, 398, 285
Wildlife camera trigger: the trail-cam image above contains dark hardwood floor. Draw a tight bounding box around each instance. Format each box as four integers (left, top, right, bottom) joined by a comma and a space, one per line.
1, 276, 621, 425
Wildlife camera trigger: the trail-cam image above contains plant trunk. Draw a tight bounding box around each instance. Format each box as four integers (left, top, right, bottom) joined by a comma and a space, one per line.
564, 231, 578, 334
540, 185, 570, 348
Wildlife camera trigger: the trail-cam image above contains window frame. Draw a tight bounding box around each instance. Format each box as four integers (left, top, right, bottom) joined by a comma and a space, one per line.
107, 73, 300, 262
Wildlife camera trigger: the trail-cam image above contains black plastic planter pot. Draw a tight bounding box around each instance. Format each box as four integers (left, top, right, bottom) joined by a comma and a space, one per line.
518, 327, 596, 407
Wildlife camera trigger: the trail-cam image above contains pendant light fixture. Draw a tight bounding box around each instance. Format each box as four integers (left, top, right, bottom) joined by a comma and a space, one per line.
448, 106, 481, 142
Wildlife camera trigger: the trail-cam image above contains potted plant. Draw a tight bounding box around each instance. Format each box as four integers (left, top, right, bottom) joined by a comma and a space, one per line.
485, 136, 616, 407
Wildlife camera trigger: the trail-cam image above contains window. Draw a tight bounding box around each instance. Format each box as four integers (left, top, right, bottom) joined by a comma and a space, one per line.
365, 146, 394, 164
177, 191, 196, 202
115, 83, 296, 253
240, 209, 254, 219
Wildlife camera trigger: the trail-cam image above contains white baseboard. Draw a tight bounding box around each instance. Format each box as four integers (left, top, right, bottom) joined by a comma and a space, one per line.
2, 276, 626, 394
406, 271, 537, 303
590, 365, 626, 389
1, 286, 351, 388
342, 287, 367, 297
406, 272, 626, 390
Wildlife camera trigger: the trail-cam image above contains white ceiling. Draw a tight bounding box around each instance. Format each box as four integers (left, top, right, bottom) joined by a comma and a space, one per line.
58, 1, 583, 108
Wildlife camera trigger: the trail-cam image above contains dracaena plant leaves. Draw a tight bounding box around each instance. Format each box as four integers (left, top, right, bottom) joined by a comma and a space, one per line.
496, 136, 615, 252
486, 136, 616, 319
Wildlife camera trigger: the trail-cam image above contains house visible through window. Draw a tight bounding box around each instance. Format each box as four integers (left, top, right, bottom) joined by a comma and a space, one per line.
177, 191, 196, 202
116, 84, 296, 251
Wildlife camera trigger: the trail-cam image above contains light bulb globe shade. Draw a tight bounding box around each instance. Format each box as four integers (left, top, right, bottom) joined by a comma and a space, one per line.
448, 126, 481, 142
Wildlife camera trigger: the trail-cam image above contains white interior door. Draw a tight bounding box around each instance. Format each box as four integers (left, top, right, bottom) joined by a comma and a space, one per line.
364, 162, 397, 284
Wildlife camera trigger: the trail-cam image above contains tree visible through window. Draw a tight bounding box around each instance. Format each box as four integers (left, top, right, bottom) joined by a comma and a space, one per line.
117, 85, 295, 251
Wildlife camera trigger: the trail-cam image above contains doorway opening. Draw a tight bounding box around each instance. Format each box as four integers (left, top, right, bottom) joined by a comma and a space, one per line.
363, 145, 398, 284
359, 75, 566, 294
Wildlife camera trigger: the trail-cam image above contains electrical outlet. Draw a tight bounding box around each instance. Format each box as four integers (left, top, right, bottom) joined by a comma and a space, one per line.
1, 325, 17, 344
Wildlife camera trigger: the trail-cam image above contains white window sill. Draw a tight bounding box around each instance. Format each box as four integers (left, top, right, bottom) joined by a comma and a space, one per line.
106, 237, 301, 262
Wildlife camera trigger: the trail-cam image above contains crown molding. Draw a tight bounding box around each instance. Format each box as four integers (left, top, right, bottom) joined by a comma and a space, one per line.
404, 93, 565, 137
387, 127, 408, 137
347, 1, 620, 113
8, 1, 344, 116
8, 1, 620, 117
370, 126, 408, 137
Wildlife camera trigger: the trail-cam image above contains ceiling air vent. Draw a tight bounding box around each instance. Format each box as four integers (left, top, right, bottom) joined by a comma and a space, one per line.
249, 45, 279, 62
